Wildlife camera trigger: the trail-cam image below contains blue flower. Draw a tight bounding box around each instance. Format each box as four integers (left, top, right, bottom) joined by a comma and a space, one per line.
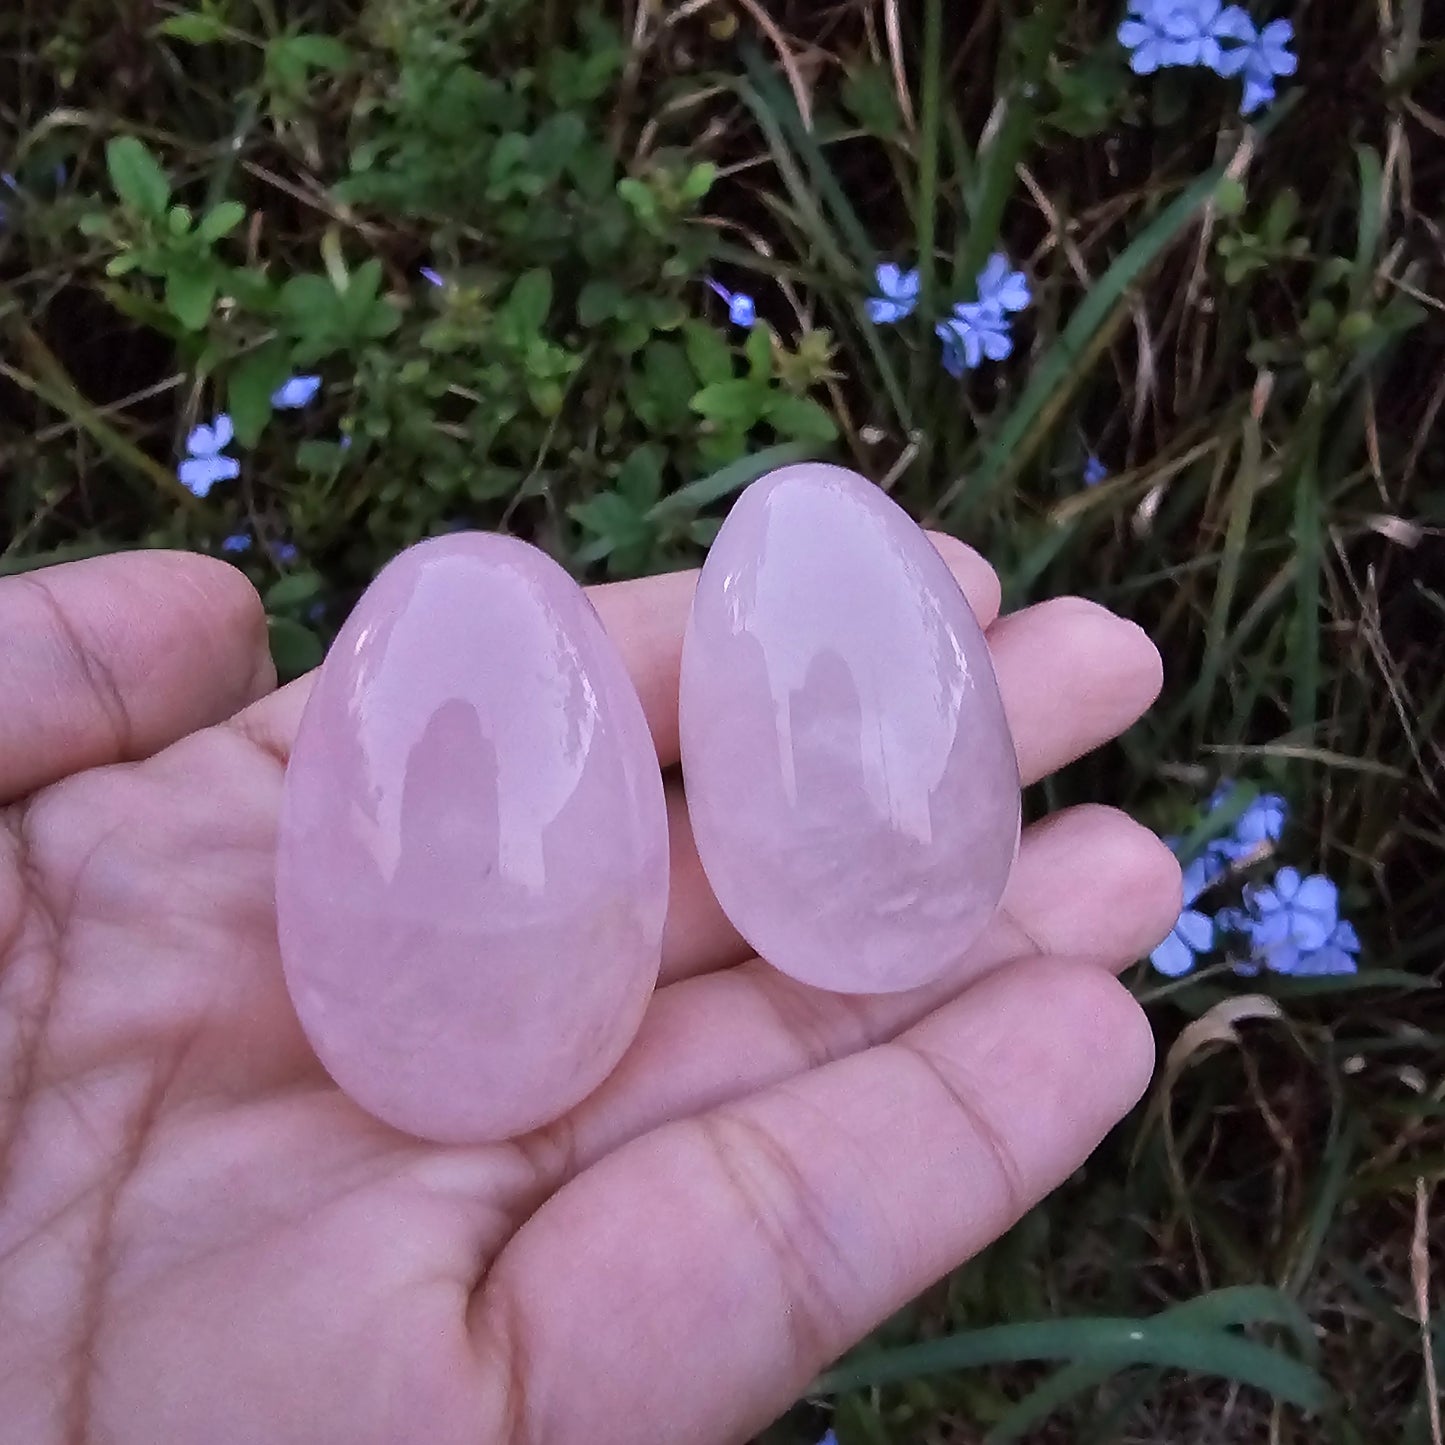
1119, 0, 1256, 76
975, 252, 1031, 313
420, 266, 446, 288
706, 278, 757, 327
275, 541, 300, 566
179, 414, 240, 498
1217, 792, 1287, 860
271, 374, 322, 409
1083, 455, 1108, 487
1245, 866, 1339, 972
1150, 856, 1216, 976
221, 532, 252, 554
1215, 17, 1297, 114
937, 303, 1013, 376
817, 1433, 838, 1445
866, 262, 920, 324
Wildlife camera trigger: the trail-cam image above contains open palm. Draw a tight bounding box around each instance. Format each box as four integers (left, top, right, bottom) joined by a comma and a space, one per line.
0, 543, 1178, 1445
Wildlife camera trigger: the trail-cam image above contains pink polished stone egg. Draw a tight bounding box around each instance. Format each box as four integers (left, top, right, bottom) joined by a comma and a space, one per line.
276, 534, 668, 1143
680, 464, 1019, 995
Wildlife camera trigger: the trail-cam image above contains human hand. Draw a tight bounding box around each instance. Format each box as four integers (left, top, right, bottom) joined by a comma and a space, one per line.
0, 541, 1179, 1444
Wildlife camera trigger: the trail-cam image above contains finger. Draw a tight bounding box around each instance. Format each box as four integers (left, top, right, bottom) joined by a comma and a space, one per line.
474, 957, 1155, 1445
990, 596, 1162, 782
0, 551, 274, 802
656, 597, 1164, 984
659, 781, 739, 984
227, 533, 1002, 769
553, 806, 1177, 1168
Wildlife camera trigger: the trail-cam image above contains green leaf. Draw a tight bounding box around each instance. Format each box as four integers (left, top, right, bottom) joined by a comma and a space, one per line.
276, 33, 352, 71
682, 322, 735, 387
1215, 176, 1247, 217
679, 161, 716, 203
265, 571, 324, 611
744, 323, 773, 380
279, 274, 339, 332
106, 136, 171, 218
578, 279, 625, 327
841, 63, 902, 138
616, 176, 657, 224
228, 343, 290, 446
765, 392, 838, 443
198, 201, 246, 243
500, 268, 553, 336
690, 379, 765, 426
165, 265, 218, 331
268, 617, 325, 680
629, 341, 696, 433
156, 12, 228, 43
617, 444, 665, 506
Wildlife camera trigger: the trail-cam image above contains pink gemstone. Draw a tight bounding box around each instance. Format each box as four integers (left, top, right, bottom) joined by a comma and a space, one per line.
679, 465, 1019, 995
276, 534, 668, 1143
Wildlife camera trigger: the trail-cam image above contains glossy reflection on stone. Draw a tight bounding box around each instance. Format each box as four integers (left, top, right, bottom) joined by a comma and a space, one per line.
680, 464, 1020, 995
276, 534, 668, 1143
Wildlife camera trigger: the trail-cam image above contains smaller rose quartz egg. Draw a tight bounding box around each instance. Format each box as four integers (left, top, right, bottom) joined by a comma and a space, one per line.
680, 464, 1019, 995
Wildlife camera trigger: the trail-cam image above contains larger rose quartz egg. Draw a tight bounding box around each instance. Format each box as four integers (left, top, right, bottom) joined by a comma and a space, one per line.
679, 464, 1019, 995
276, 534, 668, 1143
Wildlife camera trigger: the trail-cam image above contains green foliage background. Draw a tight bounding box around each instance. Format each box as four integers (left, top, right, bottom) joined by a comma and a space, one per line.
1, 0, 1442, 1438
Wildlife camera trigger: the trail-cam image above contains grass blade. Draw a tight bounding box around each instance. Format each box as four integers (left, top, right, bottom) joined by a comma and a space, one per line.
646, 440, 822, 521
985, 1286, 1321, 1442
813, 1313, 1330, 1410
936, 162, 1230, 524
1289, 400, 1324, 735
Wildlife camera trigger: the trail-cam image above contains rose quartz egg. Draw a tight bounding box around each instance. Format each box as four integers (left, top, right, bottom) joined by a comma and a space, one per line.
276, 534, 668, 1143
679, 464, 1019, 995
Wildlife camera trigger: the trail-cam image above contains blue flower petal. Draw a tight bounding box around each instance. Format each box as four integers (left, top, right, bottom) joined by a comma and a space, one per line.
1213, 4, 1257, 42
272, 375, 322, 409
1332, 920, 1361, 953
186, 422, 219, 456
1131, 38, 1166, 73
1250, 909, 1293, 948
1262, 939, 1303, 974
1241, 75, 1277, 113
1214, 45, 1253, 76
1175, 907, 1215, 953
179, 454, 238, 498
977, 252, 1009, 295
1151, 929, 1198, 978
980, 326, 1013, 362
1289, 945, 1358, 977
1181, 856, 1215, 904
